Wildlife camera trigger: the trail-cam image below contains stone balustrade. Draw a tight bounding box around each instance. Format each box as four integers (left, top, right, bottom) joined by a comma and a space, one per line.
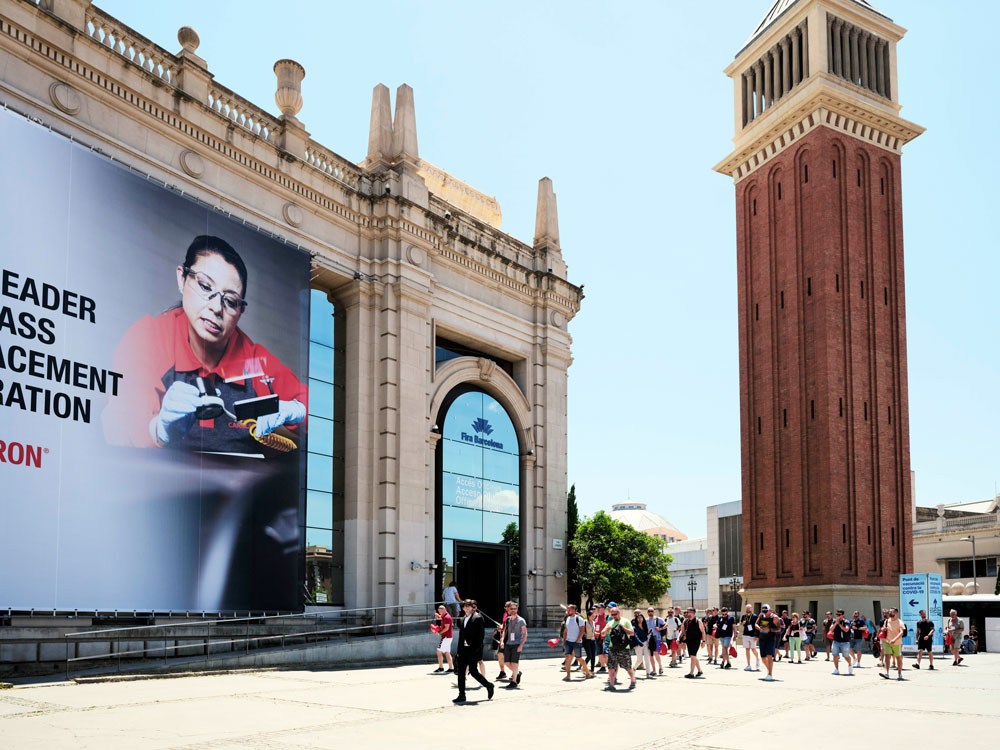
84, 6, 176, 84
207, 87, 279, 143
304, 142, 361, 188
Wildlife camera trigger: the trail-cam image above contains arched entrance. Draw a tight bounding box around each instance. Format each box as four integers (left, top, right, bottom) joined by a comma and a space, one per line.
435, 385, 521, 622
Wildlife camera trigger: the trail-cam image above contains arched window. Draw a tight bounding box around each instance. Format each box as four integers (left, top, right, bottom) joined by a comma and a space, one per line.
438, 388, 520, 595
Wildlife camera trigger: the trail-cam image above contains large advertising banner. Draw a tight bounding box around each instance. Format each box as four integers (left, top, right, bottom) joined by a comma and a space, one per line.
0, 109, 310, 611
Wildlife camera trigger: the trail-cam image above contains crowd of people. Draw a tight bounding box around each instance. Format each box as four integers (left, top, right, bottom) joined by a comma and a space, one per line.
432, 597, 973, 703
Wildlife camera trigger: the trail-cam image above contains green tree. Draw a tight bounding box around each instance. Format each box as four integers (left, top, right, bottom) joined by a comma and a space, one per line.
569, 511, 672, 608
566, 484, 582, 607
502, 521, 520, 600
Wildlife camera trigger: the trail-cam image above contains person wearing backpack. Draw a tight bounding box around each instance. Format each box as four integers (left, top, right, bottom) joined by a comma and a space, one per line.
561, 604, 594, 681
601, 602, 637, 691
647, 607, 665, 675
740, 604, 760, 672
754, 604, 782, 681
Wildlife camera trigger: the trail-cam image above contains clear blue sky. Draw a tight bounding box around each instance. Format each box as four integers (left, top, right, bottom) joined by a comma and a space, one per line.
102, 0, 1000, 539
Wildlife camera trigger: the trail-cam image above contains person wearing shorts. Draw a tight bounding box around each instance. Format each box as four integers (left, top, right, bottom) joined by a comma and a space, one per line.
593, 604, 608, 672
664, 607, 680, 667
802, 611, 817, 660
601, 602, 636, 691
501, 603, 527, 689
914, 610, 935, 670
879, 608, 904, 681
755, 604, 782, 681
433, 604, 455, 673
683, 607, 706, 679
849, 611, 867, 668
740, 604, 760, 671
830, 609, 853, 675
715, 606, 735, 669
561, 605, 593, 680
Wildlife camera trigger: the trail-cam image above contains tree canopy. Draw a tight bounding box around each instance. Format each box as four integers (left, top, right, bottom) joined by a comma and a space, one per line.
569, 510, 672, 608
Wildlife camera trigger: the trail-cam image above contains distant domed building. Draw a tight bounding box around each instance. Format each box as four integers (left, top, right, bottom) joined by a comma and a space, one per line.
609, 502, 688, 544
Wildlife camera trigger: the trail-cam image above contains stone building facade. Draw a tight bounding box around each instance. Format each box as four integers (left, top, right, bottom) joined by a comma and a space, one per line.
714, 0, 922, 617
0, 0, 581, 621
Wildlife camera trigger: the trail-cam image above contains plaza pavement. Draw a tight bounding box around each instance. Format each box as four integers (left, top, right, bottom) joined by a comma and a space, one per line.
2, 652, 998, 749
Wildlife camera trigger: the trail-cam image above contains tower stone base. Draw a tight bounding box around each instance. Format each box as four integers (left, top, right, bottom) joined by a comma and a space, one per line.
739, 584, 901, 620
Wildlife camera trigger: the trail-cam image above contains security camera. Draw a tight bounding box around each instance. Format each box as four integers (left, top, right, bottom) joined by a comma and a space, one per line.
444, 210, 452, 220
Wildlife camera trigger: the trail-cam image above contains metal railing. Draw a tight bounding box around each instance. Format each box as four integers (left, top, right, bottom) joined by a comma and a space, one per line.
63, 602, 444, 680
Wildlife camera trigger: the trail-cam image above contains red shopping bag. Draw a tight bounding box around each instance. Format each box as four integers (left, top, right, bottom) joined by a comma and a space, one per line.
826, 629, 835, 639
944, 633, 953, 646
729, 645, 738, 658
659, 642, 669, 656
547, 638, 560, 648
430, 624, 439, 633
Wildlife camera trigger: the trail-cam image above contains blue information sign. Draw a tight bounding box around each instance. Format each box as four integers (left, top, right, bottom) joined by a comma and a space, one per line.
899, 574, 946, 654
899, 574, 926, 653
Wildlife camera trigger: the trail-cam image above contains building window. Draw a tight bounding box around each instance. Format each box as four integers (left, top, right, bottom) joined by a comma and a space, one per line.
440, 388, 519, 560
306, 289, 338, 605
436, 335, 514, 377
947, 558, 997, 579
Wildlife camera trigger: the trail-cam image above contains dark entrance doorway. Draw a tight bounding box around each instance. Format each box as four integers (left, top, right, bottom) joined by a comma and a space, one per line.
455, 542, 508, 625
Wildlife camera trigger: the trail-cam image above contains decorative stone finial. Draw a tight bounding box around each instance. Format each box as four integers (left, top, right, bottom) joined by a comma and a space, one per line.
273, 59, 305, 119
391, 83, 418, 162
367, 83, 392, 165
534, 177, 559, 248
177, 26, 200, 53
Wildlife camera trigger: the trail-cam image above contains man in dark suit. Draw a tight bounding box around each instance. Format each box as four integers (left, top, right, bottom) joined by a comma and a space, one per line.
454, 599, 495, 704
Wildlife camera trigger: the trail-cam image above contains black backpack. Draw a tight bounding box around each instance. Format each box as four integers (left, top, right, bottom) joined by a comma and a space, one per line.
609, 623, 630, 650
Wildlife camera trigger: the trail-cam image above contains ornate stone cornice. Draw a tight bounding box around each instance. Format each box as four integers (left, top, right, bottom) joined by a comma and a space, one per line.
714, 77, 924, 181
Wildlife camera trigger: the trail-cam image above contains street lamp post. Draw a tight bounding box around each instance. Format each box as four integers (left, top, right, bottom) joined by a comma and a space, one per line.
961, 536, 978, 593
729, 576, 740, 610
688, 575, 697, 610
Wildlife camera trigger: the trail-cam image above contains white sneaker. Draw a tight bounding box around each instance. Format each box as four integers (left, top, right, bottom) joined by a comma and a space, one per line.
833, 669, 840, 675
763, 674, 774, 682
848, 666, 854, 675
744, 665, 752, 672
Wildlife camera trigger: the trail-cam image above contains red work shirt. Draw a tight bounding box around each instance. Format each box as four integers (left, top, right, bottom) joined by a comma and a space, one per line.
439, 613, 453, 639
102, 308, 306, 453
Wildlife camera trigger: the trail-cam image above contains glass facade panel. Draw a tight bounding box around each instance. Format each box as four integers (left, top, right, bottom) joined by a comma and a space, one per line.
306, 415, 334, 456
309, 340, 334, 383
306, 490, 333, 529
306, 290, 338, 605
440, 389, 520, 550
442, 473, 483, 510
308, 378, 334, 420
307, 452, 333, 493
483, 512, 517, 544
443, 505, 483, 542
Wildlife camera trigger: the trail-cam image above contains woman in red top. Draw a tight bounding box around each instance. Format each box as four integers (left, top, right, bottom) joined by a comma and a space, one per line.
102, 236, 306, 454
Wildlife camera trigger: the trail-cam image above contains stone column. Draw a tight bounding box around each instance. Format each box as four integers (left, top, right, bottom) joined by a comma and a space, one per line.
849, 28, 859, 84
875, 40, 885, 96
867, 36, 877, 92
882, 41, 892, 99
781, 38, 792, 95
802, 21, 809, 77
743, 71, 753, 125
754, 61, 764, 117
764, 53, 773, 108
791, 27, 802, 86
831, 19, 842, 76
859, 33, 870, 90
841, 22, 851, 81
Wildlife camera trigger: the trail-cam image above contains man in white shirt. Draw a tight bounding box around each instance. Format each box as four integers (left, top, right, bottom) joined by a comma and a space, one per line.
664, 607, 681, 667
561, 604, 594, 681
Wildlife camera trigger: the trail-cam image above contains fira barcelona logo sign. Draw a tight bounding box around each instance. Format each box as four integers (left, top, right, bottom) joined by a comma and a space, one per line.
461, 418, 504, 450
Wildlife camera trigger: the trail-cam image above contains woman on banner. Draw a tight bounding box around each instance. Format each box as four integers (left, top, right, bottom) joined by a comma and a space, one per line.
102, 235, 306, 454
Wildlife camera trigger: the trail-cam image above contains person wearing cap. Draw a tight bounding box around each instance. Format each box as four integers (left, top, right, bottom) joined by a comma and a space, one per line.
664, 607, 681, 668
714, 606, 735, 669
561, 604, 594, 681
830, 609, 854, 676
822, 611, 835, 661
754, 604, 782, 681
601, 602, 637, 691
802, 610, 817, 660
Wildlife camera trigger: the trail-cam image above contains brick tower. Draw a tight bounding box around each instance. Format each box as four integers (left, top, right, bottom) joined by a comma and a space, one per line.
714, 0, 923, 617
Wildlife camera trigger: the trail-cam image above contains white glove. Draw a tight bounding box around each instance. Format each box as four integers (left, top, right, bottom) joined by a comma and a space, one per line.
254, 399, 306, 437
151, 381, 218, 445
